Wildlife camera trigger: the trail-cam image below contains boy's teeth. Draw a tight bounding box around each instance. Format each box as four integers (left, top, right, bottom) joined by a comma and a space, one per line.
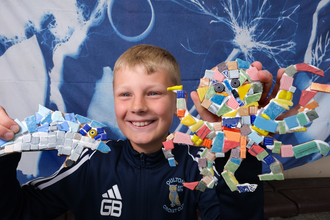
132, 121, 151, 127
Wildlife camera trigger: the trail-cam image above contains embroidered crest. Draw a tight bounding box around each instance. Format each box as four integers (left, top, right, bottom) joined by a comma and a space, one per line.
169, 185, 181, 207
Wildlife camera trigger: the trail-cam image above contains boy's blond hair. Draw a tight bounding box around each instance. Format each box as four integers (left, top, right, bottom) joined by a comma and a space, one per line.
113, 44, 181, 85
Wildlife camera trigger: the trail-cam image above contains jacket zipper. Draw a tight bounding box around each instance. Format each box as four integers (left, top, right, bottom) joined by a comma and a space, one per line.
140, 153, 146, 168
140, 153, 147, 219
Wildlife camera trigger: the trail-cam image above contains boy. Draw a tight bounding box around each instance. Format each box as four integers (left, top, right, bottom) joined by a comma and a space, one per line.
0, 44, 273, 219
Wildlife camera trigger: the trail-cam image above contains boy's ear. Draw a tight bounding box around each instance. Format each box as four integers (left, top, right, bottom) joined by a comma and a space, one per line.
174, 93, 178, 116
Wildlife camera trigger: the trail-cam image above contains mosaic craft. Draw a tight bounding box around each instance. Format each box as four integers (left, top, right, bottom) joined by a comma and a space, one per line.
0, 105, 110, 167
163, 59, 330, 193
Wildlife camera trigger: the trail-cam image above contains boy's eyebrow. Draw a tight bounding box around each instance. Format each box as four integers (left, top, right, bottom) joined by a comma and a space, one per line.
146, 83, 169, 89
115, 83, 168, 90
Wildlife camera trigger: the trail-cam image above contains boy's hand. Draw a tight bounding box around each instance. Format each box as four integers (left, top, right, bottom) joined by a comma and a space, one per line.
190, 92, 220, 122
253, 61, 273, 107
0, 106, 20, 141
191, 61, 273, 122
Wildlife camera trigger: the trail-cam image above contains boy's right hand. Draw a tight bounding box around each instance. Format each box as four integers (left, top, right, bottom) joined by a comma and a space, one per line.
191, 61, 273, 123
0, 106, 20, 141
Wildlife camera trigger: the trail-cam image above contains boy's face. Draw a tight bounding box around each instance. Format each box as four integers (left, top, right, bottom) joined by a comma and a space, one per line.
113, 64, 176, 154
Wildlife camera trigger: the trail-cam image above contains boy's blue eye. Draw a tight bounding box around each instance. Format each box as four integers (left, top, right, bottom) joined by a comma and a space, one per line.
149, 92, 159, 96
122, 93, 130, 97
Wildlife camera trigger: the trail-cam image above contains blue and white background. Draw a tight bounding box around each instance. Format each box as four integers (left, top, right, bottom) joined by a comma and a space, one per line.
0, 0, 329, 184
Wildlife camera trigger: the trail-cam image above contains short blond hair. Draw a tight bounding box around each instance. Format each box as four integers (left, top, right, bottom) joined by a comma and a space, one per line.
113, 44, 181, 85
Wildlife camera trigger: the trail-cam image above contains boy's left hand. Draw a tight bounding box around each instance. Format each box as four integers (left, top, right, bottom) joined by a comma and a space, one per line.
0, 106, 20, 141
191, 61, 273, 122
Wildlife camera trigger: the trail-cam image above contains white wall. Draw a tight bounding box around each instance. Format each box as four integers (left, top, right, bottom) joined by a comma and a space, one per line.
283, 156, 330, 179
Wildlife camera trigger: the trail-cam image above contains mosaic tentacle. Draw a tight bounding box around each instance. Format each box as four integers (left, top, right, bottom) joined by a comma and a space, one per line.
163, 60, 330, 193
0, 105, 110, 167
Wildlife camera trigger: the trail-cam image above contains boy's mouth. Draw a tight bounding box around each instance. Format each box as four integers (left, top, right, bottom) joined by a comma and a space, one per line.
131, 121, 154, 127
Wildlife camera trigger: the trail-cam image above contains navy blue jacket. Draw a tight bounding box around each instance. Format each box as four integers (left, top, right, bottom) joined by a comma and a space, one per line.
0, 139, 263, 219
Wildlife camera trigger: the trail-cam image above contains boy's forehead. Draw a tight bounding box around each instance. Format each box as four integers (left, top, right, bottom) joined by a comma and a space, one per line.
114, 64, 172, 84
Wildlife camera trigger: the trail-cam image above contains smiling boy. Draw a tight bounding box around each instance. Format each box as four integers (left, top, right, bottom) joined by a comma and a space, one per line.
112, 45, 178, 154
0, 44, 272, 219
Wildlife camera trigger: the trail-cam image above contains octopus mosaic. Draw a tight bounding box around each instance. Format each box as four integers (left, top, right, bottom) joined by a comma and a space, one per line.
163, 59, 330, 193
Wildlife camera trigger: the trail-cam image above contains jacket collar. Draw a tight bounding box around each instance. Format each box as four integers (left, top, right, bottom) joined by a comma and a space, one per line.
124, 139, 168, 169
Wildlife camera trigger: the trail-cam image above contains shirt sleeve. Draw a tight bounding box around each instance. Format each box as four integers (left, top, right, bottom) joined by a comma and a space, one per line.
0, 149, 92, 220
186, 145, 221, 219
197, 187, 221, 219
190, 144, 264, 220
214, 152, 264, 220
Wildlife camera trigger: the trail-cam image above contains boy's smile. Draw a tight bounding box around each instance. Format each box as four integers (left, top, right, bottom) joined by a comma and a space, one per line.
113, 64, 176, 154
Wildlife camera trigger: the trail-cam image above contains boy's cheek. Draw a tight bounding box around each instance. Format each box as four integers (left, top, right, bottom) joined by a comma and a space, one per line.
169, 100, 177, 116
113, 101, 125, 117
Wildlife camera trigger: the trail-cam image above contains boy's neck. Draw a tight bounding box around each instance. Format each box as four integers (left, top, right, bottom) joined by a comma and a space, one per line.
129, 141, 163, 154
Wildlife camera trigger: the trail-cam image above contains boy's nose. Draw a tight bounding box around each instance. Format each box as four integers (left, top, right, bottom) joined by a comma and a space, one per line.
130, 96, 148, 113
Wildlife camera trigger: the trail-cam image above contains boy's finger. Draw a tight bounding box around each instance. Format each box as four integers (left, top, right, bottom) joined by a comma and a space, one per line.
251, 61, 272, 105
191, 91, 206, 115
257, 70, 273, 105
0, 124, 15, 141
190, 91, 220, 122
0, 106, 19, 141
265, 68, 285, 103
251, 61, 262, 71
276, 105, 301, 120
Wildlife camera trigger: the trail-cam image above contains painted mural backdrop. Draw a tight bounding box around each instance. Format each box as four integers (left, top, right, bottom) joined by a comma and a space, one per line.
0, 0, 329, 184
